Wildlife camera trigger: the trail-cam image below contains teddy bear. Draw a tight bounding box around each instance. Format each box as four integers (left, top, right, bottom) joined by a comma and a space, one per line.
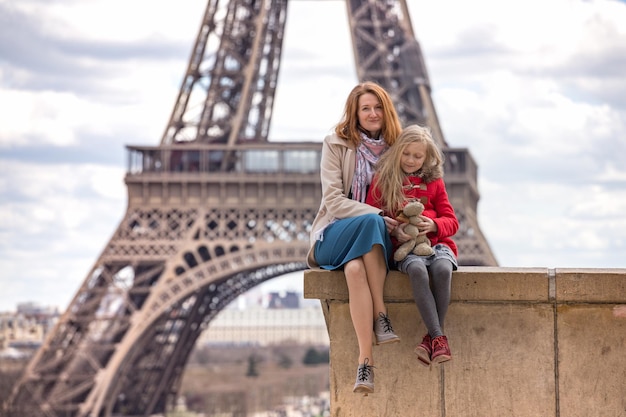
393, 200, 434, 262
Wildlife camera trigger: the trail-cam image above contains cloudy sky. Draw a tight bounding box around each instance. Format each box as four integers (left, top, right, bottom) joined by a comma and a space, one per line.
1, 0, 625, 313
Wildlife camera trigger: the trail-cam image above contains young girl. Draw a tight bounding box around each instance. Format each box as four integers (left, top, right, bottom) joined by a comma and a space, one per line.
366, 124, 459, 366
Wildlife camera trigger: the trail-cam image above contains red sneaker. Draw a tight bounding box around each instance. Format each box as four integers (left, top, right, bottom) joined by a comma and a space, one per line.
431, 335, 452, 364
414, 334, 431, 366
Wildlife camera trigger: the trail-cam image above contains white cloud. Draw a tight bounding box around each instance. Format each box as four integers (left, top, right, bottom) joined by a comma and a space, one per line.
0, 161, 125, 310
27, 0, 207, 43
1, 0, 625, 312
0, 89, 81, 147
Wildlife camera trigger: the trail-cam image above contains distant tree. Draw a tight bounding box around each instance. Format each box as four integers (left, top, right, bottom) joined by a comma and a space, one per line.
302, 347, 329, 365
246, 354, 259, 377
317, 348, 329, 364
277, 353, 292, 369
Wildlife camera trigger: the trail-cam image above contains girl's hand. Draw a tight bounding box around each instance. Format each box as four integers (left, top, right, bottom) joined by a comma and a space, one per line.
417, 215, 437, 235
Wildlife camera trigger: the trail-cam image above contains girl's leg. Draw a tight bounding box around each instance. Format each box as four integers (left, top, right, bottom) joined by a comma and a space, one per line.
429, 259, 453, 330
344, 256, 374, 365
428, 258, 453, 364
406, 260, 442, 337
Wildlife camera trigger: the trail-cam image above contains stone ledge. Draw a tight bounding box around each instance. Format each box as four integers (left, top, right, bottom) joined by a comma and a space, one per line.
555, 268, 626, 302
305, 266, 626, 417
304, 267, 626, 303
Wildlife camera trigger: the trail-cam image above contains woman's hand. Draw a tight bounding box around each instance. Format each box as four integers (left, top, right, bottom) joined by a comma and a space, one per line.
392, 223, 413, 243
382, 216, 399, 235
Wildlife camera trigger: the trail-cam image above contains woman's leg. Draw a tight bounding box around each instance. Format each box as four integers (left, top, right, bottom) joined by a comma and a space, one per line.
361, 244, 387, 316
344, 256, 374, 365
364, 245, 400, 345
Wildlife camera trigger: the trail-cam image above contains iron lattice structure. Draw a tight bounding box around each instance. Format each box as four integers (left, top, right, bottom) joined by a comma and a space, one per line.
5, 1, 497, 416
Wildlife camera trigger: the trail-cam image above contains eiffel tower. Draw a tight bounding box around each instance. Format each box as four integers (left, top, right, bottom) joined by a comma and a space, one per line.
5, 1, 497, 416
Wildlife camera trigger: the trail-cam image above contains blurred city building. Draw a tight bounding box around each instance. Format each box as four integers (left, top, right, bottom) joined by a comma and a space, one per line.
1, 292, 328, 356
0, 302, 58, 353
199, 290, 329, 346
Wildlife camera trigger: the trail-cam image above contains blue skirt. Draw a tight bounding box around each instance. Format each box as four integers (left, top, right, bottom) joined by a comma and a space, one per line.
314, 213, 393, 271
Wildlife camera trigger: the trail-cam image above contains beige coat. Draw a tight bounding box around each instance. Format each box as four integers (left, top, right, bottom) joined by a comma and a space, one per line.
307, 133, 383, 268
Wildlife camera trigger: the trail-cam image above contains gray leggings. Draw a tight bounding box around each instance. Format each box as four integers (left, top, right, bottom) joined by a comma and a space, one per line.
404, 258, 453, 338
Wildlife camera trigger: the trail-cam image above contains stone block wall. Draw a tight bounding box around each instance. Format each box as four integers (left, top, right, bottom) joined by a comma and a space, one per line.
303, 267, 626, 417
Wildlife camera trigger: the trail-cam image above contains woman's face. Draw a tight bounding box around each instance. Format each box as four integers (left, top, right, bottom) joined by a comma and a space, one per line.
357, 93, 383, 138
400, 142, 427, 174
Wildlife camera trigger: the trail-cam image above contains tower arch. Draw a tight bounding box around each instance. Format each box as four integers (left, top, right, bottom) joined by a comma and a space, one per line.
90, 243, 308, 416
5, 1, 496, 416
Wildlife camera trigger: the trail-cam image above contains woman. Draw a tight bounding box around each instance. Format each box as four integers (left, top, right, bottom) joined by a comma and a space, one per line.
306, 81, 402, 395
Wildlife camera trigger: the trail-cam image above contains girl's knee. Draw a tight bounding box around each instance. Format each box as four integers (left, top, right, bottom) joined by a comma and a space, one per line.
406, 262, 429, 284
431, 259, 453, 275
407, 260, 427, 275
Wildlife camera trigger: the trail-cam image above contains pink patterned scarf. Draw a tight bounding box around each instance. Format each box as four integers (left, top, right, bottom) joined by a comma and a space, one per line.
351, 132, 388, 202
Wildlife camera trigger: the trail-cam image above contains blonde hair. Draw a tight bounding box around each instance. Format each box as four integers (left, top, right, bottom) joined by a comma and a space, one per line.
335, 81, 402, 147
372, 124, 444, 214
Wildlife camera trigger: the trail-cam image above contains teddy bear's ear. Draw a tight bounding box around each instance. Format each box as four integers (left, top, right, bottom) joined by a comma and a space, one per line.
403, 202, 424, 217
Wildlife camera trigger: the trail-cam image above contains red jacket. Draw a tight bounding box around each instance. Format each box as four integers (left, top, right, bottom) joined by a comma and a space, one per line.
366, 175, 459, 256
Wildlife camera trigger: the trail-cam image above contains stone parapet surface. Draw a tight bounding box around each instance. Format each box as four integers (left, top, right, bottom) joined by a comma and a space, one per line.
304, 267, 626, 417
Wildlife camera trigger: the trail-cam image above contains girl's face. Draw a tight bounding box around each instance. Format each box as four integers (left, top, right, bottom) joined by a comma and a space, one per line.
357, 93, 383, 138
400, 142, 427, 174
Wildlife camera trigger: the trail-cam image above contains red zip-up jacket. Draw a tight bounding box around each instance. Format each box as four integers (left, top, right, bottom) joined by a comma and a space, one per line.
366, 174, 459, 256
